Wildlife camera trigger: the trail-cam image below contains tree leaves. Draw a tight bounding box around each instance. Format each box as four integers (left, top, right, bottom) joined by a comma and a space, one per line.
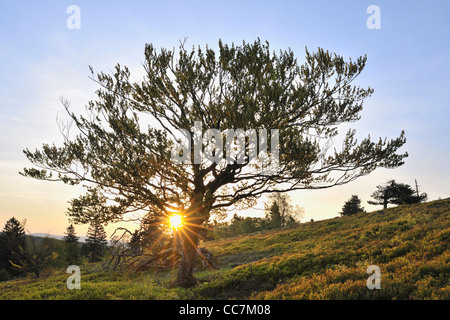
21, 39, 408, 224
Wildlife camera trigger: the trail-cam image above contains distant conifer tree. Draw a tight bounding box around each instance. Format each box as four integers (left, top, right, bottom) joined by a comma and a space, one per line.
63, 224, 79, 243
84, 221, 108, 262
0, 218, 27, 276
64, 224, 80, 265
340, 195, 365, 216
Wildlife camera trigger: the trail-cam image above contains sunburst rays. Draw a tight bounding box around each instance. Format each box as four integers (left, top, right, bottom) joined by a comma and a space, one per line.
140, 207, 213, 272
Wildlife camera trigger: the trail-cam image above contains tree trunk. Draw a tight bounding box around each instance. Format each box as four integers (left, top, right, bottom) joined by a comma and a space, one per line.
175, 216, 204, 287
383, 192, 388, 209
176, 233, 199, 287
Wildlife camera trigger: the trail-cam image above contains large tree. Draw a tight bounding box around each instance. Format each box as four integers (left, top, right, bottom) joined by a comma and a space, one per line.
21, 39, 407, 286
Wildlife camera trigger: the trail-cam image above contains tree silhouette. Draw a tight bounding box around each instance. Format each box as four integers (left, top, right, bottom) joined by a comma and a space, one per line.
64, 224, 79, 243
368, 180, 427, 209
0, 218, 27, 276
21, 39, 407, 286
64, 224, 80, 265
13, 236, 58, 278
83, 221, 108, 263
340, 195, 365, 216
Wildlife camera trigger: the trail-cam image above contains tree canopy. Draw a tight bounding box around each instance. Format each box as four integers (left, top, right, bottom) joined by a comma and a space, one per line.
340, 195, 365, 216
368, 180, 427, 209
20, 39, 408, 286
0, 218, 27, 276
265, 193, 304, 228
83, 221, 108, 263
64, 224, 80, 266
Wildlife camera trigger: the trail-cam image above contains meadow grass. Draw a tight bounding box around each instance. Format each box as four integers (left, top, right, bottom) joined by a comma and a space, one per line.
1, 198, 448, 300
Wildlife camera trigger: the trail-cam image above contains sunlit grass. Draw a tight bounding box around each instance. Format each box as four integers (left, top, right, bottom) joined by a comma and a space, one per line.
1, 198, 448, 300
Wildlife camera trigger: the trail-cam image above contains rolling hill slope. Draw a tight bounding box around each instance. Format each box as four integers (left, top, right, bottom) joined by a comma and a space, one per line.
0, 198, 448, 300
198, 198, 449, 299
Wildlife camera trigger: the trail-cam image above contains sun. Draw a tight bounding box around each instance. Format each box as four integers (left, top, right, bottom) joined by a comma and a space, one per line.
168, 214, 183, 229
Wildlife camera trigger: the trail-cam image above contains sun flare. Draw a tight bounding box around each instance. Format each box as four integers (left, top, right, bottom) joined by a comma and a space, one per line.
168, 214, 183, 229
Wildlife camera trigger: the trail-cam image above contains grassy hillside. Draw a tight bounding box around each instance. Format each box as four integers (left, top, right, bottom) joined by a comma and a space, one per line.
1, 198, 449, 300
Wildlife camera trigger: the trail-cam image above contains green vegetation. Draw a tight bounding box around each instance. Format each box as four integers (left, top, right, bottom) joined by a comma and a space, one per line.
368, 179, 428, 209
1, 199, 448, 300
209, 193, 303, 239
202, 199, 449, 300
0, 218, 109, 281
340, 195, 365, 216
21, 39, 408, 287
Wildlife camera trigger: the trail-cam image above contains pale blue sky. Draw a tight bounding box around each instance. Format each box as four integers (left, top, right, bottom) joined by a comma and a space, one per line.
1, 1, 449, 236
